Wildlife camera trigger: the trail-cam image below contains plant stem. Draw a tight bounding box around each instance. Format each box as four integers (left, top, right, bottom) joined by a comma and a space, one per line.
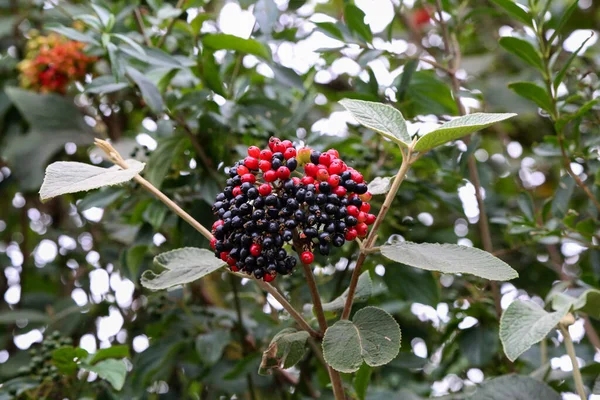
133, 7, 152, 47
156, 0, 186, 48
341, 144, 414, 320
560, 323, 587, 399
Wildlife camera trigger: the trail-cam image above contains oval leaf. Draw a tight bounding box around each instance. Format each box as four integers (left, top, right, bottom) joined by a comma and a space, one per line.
472, 374, 561, 400
46, 24, 100, 45
414, 113, 516, 152
508, 82, 554, 114
126, 66, 164, 114
202, 33, 271, 60
82, 359, 127, 391
499, 37, 544, 71
380, 242, 518, 281
259, 328, 310, 375
340, 99, 410, 145
141, 247, 225, 290
39, 160, 145, 202
550, 288, 600, 319
322, 307, 401, 373
490, 0, 533, 27
499, 300, 569, 362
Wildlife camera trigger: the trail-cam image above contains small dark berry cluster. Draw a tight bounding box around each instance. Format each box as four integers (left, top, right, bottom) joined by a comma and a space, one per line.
211, 137, 375, 281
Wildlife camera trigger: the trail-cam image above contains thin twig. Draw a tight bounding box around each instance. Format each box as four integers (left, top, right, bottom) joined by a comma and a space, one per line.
156, 0, 186, 48
134, 7, 152, 47
560, 322, 588, 399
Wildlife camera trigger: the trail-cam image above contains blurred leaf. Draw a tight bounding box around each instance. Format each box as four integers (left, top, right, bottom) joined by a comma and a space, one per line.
548, 0, 579, 44
471, 374, 561, 399
380, 242, 518, 280
594, 375, 600, 394
385, 264, 439, 307
414, 113, 516, 152
459, 325, 499, 366
550, 288, 600, 319
517, 192, 535, 221
121, 46, 185, 69
200, 50, 226, 97
46, 24, 99, 45
255, 0, 278, 34
202, 34, 271, 60
344, 4, 372, 42
340, 99, 410, 145
112, 33, 146, 58
88, 345, 130, 365
323, 307, 401, 373
144, 134, 188, 189
499, 37, 544, 71
85, 76, 129, 94
141, 247, 225, 290
52, 346, 89, 375
0, 310, 49, 324
321, 271, 372, 313
500, 300, 569, 362
354, 363, 372, 400
196, 330, 231, 365
508, 82, 554, 114
39, 160, 144, 202
554, 34, 593, 90
490, 0, 532, 26
397, 59, 417, 101
398, 70, 458, 116
551, 174, 575, 218
259, 328, 309, 375
314, 22, 345, 40
126, 66, 164, 114
82, 359, 127, 390
368, 176, 392, 196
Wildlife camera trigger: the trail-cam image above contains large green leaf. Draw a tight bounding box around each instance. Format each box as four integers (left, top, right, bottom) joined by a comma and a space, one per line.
52, 346, 89, 375
202, 34, 271, 60
414, 113, 516, 152
470, 374, 561, 400
340, 99, 410, 145
380, 242, 518, 281
322, 307, 401, 373
141, 247, 225, 290
196, 330, 232, 365
550, 288, 600, 319
82, 359, 127, 390
344, 4, 372, 42
39, 160, 145, 202
259, 328, 310, 375
490, 0, 533, 26
321, 271, 372, 313
354, 363, 372, 400
126, 66, 164, 114
499, 300, 569, 362
508, 82, 554, 114
499, 37, 544, 71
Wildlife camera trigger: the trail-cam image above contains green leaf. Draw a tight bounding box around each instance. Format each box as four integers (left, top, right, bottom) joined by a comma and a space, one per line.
259, 328, 310, 375
550, 288, 600, 319
354, 363, 372, 400
322, 307, 401, 373
367, 176, 392, 196
397, 70, 458, 116
414, 113, 516, 152
340, 99, 410, 145
121, 46, 184, 69
196, 330, 231, 365
200, 50, 226, 97
490, 0, 533, 26
548, 0, 579, 44
0, 309, 49, 324
202, 34, 271, 60
344, 4, 372, 42
144, 134, 188, 189
594, 374, 600, 395
380, 242, 518, 281
52, 346, 89, 375
90, 3, 112, 28
39, 160, 145, 202
82, 359, 127, 390
517, 192, 535, 221
112, 33, 146, 58
459, 325, 499, 367
386, 263, 440, 307
85, 76, 129, 94
321, 271, 372, 313
471, 374, 561, 400
88, 345, 130, 365
255, 0, 278, 34
314, 22, 345, 41
499, 37, 544, 71
551, 174, 575, 218
126, 66, 164, 114
46, 24, 100, 45
554, 34, 593, 90
141, 247, 225, 290
508, 82, 554, 114
499, 300, 569, 362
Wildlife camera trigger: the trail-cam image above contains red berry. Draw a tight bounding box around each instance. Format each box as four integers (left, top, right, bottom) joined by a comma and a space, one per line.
284, 148, 297, 159
232, 186, 242, 197
258, 184, 272, 196
350, 170, 364, 183
227, 257, 236, 266
360, 203, 371, 213
301, 176, 315, 185
413, 7, 430, 27
357, 211, 367, 223
326, 149, 340, 158
264, 170, 277, 182
268, 137, 280, 151
274, 142, 286, 153
277, 166, 291, 180
259, 160, 272, 172
210, 237, 217, 249
231, 265, 239, 272
241, 173, 256, 184
347, 205, 360, 217
301, 251, 314, 264
333, 186, 347, 197
212, 220, 224, 230
264, 273, 276, 282
237, 165, 249, 175
260, 149, 273, 161
328, 174, 340, 187
244, 156, 259, 170
345, 228, 358, 241
248, 146, 260, 158
304, 163, 318, 177
320, 153, 334, 167
250, 244, 262, 256
316, 169, 329, 182
292, 177, 301, 185
328, 161, 343, 175
281, 140, 293, 148
359, 192, 372, 202
366, 213, 376, 225
356, 223, 368, 237
220, 251, 229, 262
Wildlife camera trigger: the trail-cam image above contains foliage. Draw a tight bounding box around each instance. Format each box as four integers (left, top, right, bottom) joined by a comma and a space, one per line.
0, 0, 599, 399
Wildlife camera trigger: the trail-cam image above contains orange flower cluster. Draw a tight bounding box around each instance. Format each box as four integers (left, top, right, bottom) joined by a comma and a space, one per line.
18, 33, 96, 94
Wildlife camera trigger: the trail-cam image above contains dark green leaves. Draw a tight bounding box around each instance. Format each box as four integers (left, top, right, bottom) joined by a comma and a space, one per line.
82, 359, 127, 390
508, 82, 554, 114
344, 4, 372, 42
471, 374, 561, 400
499, 300, 569, 361
202, 34, 271, 60
196, 330, 231, 365
499, 37, 544, 71
259, 328, 309, 375
413, 113, 516, 152
551, 175, 575, 218
126, 67, 164, 114
88, 345, 130, 364
380, 242, 518, 281
340, 99, 410, 146
141, 247, 225, 290
52, 346, 89, 375
322, 307, 401, 373
490, 0, 533, 26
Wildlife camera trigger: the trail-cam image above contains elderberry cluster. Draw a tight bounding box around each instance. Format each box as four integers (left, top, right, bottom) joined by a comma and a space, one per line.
211, 137, 375, 281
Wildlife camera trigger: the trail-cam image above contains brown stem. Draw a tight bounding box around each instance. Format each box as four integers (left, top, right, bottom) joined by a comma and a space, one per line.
134, 7, 152, 47
583, 315, 600, 352
156, 0, 186, 48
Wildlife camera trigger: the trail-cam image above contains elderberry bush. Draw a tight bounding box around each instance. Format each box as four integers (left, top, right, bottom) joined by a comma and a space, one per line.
211, 137, 375, 281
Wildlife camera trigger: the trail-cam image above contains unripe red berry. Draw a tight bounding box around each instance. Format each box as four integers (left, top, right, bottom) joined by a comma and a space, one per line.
328, 174, 340, 187
316, 169, 329, 182
347, 205, 359, 217
359, 192, 372, 202
366, 213, 376, 225
328, 161, 343, 175
301, 251, 314, 264
260, 149, 273, 161
274, 142, 286, 153
259, 160, 272, 172
264, 273, 276, 282
231, 265, 239, 272
350, 170, 364, 183
227, 257, 236, 266
264, 170, 277, 182
232, 186, 242, 197
281, 140, 293, 148
356, 223, 368, 237
248, 146, 260, 158
241, 173, 256, 184
304, 163, 318, 177
250, 244, 262, 256
258, 184, 272, 196
277, 166, 291, 180
292, 177, 301, 185
284, 148, 297, 159
360, 203, 371, 213
212, 220, 224, 230
326, 148, 339, 158
220, 251, 229, 262
345, 228, 358, 241
333, 186, 347, 197
237, 165, 249, 175
210, 237, 217, 249
244, 156, 259, 170
268, 137, 280, 151
301, 176, 314, 185
413, 7, 430, 27
319, 153, 333, 166
357, 211, 367, 223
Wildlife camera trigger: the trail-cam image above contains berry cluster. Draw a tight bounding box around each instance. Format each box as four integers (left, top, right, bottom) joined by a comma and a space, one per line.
18, 32, 96, 94
19, 331, 72, 382
211, 137, 375, 281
